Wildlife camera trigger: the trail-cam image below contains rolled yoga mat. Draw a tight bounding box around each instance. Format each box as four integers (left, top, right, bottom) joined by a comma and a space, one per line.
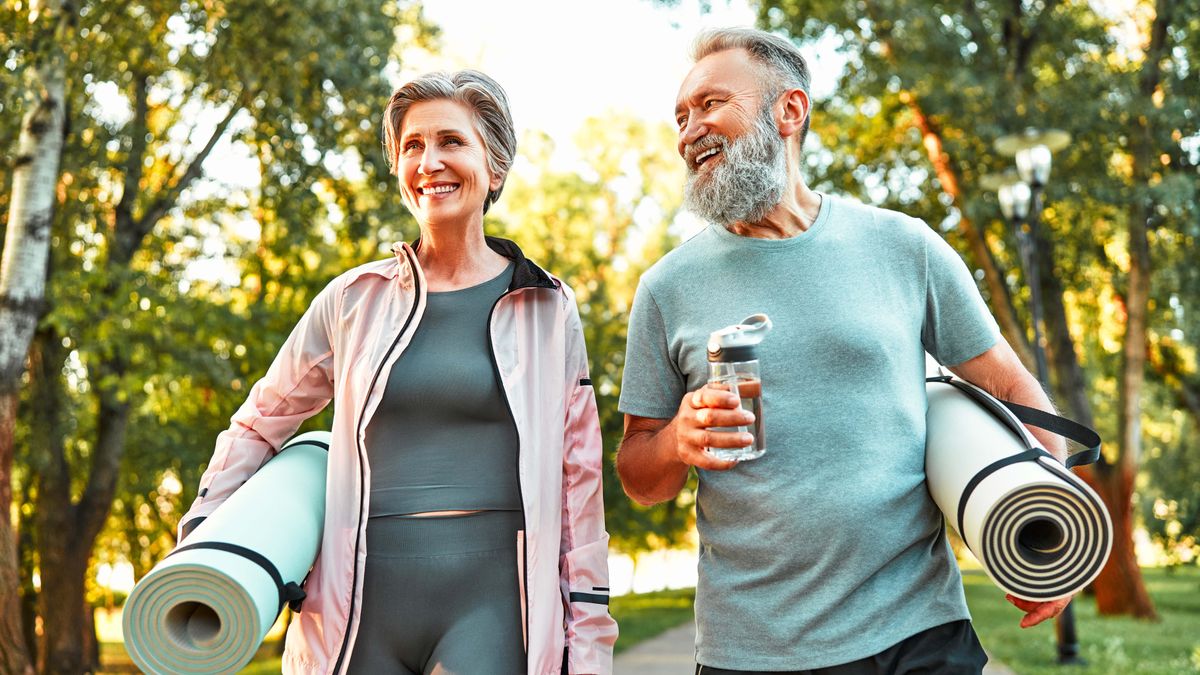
925, 376, 1111, 601
123, 431, 330, 674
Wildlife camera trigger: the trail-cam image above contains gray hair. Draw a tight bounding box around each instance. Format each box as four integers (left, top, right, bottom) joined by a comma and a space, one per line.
382, 70, 517, 214
692, 27, 812, 151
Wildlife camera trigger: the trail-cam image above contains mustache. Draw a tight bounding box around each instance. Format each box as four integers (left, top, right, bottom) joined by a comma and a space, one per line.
683, 134, 729, 167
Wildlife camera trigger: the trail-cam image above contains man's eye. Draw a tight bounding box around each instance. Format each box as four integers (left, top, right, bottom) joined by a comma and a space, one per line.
677, 116, 688, 128
704, 99, 719, 109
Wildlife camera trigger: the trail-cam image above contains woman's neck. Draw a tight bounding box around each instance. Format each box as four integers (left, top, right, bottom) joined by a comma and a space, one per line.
415, 223, 509, 291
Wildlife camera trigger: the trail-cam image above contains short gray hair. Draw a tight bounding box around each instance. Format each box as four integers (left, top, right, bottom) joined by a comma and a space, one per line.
382, 70, 517, 214
693, 28, 812, 150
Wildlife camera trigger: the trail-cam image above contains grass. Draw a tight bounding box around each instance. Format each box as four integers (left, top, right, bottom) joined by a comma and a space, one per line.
611, 587, 696, 655
99, 587, 697, 672
108, 570, 1200, 674
965, 566, 1200, 674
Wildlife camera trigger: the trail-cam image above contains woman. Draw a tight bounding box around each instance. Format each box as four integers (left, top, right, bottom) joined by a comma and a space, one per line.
178, 70, 617, 674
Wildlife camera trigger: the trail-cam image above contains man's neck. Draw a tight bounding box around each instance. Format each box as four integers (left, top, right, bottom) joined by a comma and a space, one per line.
727, 177, 822, 240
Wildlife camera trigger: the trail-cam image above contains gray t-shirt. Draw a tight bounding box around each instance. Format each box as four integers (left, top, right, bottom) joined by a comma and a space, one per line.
618, 194, 1000, 670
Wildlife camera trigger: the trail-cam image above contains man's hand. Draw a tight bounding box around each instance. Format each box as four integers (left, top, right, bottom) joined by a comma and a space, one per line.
673, 385, 755, 472
1006, 593, 1074, 628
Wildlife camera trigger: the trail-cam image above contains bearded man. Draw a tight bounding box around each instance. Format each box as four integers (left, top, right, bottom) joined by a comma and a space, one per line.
616, 27, 1073, 675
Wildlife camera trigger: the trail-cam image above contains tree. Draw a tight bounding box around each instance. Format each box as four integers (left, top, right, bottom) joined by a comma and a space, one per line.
0, 1, 70, 671
489, 117, 694, 553
753, 0, 1198, 616
3, 2, 432, 671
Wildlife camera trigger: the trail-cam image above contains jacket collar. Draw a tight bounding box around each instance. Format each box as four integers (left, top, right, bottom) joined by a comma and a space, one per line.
402, 235, 557, 292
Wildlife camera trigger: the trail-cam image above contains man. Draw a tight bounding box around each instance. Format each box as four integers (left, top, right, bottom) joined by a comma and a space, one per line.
616, 27, 1072, 674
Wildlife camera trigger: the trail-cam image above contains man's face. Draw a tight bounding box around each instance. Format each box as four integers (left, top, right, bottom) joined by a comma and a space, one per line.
675, 48, 765, 173
675, 49, 789, 227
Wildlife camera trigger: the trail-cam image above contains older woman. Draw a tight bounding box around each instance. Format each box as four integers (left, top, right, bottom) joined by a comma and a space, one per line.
178, 70, 617, 674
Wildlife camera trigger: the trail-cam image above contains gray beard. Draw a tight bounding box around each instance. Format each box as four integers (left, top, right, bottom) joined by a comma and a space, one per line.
682, 108, 788, 228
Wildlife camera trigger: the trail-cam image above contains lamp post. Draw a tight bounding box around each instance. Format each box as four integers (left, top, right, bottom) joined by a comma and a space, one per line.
991, 127, 1083, 666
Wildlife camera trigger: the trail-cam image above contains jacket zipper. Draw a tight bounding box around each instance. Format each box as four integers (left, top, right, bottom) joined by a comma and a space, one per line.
331, 251, 422, 674
486, 287, 531, 657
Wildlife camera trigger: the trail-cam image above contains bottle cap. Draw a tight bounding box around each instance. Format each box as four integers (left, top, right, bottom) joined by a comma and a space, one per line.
707, 313, 772, 362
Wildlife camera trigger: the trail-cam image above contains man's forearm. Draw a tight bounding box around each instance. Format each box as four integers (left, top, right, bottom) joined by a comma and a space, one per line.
949, 343, 1068, 463
616, 419, 690, 506
998, 376, 1068, 463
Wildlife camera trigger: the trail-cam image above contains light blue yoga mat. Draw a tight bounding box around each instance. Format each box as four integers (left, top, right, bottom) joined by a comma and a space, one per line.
123, 431, 329, 674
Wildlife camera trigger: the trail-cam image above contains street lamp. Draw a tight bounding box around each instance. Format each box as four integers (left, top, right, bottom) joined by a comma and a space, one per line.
991, 127, 1083, 666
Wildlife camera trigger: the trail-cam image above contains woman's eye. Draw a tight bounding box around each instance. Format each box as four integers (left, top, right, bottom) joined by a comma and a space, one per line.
443, 137, 462, 146
404, 141, 421, 152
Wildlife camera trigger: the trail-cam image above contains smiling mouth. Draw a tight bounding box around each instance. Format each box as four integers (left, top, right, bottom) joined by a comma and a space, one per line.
418, 184, 460, 195
693, 147, 722, 169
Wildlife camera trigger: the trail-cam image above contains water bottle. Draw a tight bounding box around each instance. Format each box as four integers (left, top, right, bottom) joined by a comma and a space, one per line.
705, 313, 771, 461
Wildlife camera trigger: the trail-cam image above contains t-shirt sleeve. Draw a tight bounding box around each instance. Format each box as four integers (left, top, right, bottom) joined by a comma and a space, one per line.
618, 281, 686, 419
921, 226, 1002, 366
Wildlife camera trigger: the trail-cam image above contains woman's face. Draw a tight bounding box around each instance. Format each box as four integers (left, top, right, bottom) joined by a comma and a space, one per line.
396, 99, 500, 228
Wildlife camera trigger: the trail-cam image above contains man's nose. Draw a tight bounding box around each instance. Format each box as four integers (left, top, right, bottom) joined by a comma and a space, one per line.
679, 115, 708, 149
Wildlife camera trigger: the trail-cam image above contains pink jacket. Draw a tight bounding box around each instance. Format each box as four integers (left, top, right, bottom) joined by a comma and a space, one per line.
179, 238, 617, 674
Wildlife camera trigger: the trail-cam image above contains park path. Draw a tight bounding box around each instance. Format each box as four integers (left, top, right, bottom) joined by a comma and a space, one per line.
613, 621, 1018, 674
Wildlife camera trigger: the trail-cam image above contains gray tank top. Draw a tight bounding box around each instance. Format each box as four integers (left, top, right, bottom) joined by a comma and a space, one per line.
365, 262, 521, 517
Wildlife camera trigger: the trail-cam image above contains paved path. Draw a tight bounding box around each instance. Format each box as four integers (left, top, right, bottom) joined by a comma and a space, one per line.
614, 622, 1017, 674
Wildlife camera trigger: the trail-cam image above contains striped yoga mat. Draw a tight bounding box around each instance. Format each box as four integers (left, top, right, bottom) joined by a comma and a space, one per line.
925, 378, 1111, 602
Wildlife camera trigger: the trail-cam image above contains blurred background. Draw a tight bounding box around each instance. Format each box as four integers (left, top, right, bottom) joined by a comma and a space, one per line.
1, 0, 1197, 672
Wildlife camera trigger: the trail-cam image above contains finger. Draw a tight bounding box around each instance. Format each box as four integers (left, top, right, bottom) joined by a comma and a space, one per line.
1017, 598, 1068, 628
690, 386, 741, 410
676, 443, 739, 471
688, 428, 755, 450
1019, 603, 1056, 628
694, 407, 755, 429
1005, 594, 1041, 612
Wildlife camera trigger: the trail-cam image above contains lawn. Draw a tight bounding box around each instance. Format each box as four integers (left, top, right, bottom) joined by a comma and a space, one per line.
104, 570, 1199, 674
965, 566, 1200, 674
100, 587, 697, 673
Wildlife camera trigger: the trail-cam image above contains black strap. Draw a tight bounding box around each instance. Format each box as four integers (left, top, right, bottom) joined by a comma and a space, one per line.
927, 375, 1103, 537
926, 375, 1101, 466
167, 541, 306, 613
954, 448, 1052, 536
568, 591, 610, 605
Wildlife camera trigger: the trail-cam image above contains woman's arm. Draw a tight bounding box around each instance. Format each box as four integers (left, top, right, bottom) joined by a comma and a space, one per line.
178, 279, 340, 540
557, 292, 618, 674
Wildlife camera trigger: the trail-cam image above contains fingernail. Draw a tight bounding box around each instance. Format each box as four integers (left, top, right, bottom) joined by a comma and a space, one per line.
742, 434, 754, 444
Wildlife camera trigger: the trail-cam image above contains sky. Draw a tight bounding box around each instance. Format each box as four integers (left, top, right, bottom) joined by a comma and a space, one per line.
399, 0, 763, 144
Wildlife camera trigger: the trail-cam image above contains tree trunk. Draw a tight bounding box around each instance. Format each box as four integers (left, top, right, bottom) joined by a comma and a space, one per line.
899, 92, 1036, 371
1085, 465, 1158, 618
1032, 227, 1094, 427
0, 477, 32, 675
0, 2, 69, 670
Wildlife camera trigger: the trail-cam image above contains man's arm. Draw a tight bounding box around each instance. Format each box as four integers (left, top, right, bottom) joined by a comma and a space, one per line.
947, 340, 1067, 462
617, 387, 752, 506
946, 338, 1072, 627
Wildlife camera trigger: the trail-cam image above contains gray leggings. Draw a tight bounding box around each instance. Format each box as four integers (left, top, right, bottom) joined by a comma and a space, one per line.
347, 510, 526, 674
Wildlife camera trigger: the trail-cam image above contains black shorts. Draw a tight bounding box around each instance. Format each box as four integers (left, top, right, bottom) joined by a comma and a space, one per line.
695, 620, 988, 675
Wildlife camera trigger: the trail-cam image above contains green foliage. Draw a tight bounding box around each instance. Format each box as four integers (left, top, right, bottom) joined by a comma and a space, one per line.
4, 0, 435, 617
964, 567, 1200, 674
488, 117, 695, 554
754, 0, 1200, 553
